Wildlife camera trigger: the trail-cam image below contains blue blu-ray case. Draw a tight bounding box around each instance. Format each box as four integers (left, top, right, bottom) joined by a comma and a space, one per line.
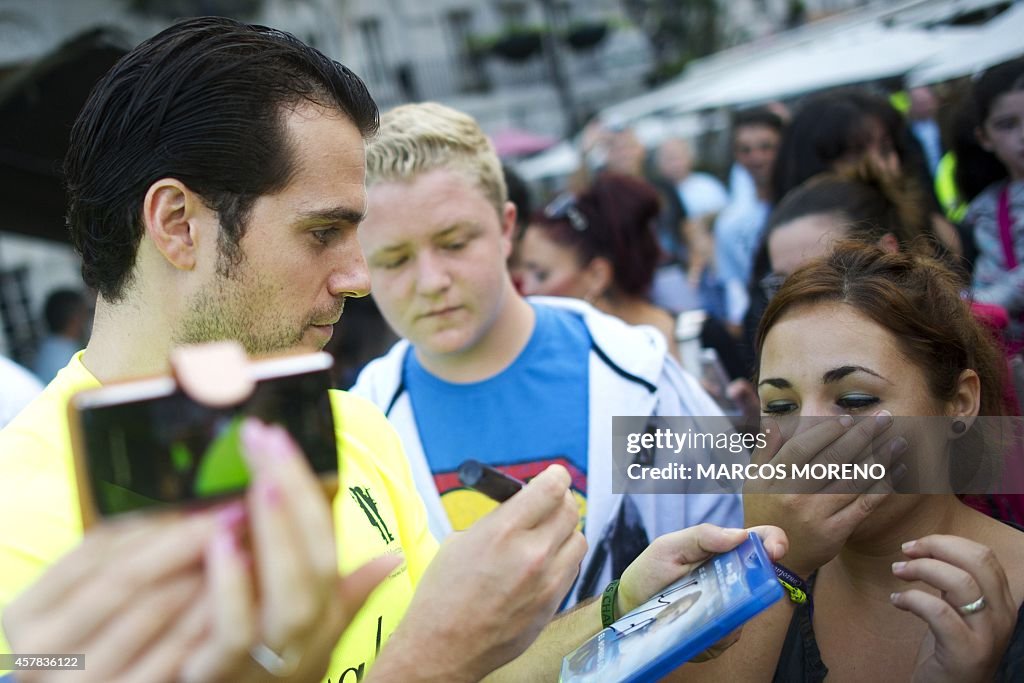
560, 533, 783, 683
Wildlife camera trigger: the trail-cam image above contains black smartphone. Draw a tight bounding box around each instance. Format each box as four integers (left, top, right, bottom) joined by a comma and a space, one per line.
457, 459, 525, 502
69, 352, 338, 524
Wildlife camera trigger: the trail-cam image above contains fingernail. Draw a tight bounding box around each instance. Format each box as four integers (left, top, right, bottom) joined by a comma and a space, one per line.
890, 437, 908, 456
890, 592, 901, 604
892, 561, 906, 572
892, 463, 908, 482
240, 418, 268, 461
876, 411, 893, 428
902, 540, 917, 552
265, 424, 297, 462
839, 415, 854, 428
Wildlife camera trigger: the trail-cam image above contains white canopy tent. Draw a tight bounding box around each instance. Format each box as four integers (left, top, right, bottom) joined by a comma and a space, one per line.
598, 0, 977, 125
907, 2, 1024, 86
664, 25, 973, 113
602, 22, 974, 124
519, 24, 965, 182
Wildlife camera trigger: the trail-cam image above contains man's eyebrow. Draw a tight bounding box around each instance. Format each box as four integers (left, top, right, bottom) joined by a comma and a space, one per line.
371, 243, 408, 257
757, 378, 791, 389
371, 222, 479, 256
433, 222, 478, 238
296, 206, 366, 225
822, 365, 891, 385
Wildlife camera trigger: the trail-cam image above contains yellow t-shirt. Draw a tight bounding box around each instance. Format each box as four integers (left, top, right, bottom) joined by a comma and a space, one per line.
0, 352, 438, 681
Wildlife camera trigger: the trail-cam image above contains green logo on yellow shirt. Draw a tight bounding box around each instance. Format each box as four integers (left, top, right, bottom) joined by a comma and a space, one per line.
349, 486, 394, 544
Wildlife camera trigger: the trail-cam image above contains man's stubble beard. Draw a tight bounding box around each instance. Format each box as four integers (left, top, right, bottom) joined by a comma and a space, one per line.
175, 263, 307, 356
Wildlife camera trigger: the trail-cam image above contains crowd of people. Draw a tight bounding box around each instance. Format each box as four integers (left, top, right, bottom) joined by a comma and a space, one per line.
0, 13, 1023, 683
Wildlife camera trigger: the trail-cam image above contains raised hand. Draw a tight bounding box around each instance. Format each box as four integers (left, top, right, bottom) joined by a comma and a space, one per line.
891, 534, 1017, 683
744, 412, 903, 577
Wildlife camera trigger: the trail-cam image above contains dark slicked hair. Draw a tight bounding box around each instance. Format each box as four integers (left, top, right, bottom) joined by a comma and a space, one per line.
65, 16, 379, 302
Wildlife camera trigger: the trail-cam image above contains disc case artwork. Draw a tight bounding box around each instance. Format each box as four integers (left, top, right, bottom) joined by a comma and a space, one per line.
560, 533, 783, 683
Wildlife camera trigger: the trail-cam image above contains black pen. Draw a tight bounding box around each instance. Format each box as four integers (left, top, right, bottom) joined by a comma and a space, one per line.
457, 459, 524, 503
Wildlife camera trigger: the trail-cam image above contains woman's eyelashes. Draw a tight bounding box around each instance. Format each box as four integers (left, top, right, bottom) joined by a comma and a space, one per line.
761, 393, 881, 415
835, 393, 881, 411
762, 400, 797, 415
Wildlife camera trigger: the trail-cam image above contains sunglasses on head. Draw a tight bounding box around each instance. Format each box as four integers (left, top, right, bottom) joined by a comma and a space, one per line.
544, 193, 588, 232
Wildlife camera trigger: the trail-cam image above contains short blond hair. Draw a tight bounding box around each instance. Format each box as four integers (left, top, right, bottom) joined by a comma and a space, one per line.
366, 102, 507, 215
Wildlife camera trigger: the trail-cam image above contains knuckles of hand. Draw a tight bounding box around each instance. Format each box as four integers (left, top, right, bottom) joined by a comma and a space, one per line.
971, 545, 999, 575
820, 445, 846, 468
951, 572, 979, 597
518, 545, 555, 581
533, 474, 569, 499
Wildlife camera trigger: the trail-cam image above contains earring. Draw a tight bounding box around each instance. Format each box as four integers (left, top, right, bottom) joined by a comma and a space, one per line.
952, 420, 967, 435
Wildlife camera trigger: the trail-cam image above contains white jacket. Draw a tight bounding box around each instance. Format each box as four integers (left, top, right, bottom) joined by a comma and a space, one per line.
352, 297, 741, 604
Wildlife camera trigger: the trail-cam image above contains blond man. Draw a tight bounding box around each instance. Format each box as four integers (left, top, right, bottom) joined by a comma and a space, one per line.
353, 103, 741, 605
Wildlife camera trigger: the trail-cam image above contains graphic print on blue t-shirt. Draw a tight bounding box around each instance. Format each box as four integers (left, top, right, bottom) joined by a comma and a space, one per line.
404, 303, 591, 531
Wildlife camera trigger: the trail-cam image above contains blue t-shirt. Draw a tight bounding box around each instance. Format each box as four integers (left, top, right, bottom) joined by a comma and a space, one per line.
404, 303, 591, 531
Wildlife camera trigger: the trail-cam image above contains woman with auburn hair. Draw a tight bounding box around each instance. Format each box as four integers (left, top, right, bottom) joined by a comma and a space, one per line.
678, 242, 1024, 682
518, 172, 680, 356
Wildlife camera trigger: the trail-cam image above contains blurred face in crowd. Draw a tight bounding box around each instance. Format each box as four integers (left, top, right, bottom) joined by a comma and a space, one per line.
838, 116, 900, 179
518, 226, 594, 299
978, 90, 1024, 181
177, 105, 370, 354
908, 86, 938, 121
767, 213, 843, 280
606, 130, 647, 177
733, 124, 780, 191
359, 168, 516, 359
655, 138, 693, 183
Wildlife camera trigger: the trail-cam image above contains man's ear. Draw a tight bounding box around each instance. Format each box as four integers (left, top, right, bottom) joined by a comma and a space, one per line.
500, 200, 518, 259
143, 178, 203, 271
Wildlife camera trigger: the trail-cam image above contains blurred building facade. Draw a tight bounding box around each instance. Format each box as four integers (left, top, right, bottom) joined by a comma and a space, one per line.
336, 0, 651, 136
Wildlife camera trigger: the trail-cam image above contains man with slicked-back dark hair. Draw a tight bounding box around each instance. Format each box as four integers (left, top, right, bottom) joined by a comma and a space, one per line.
0, 16, 591, 682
